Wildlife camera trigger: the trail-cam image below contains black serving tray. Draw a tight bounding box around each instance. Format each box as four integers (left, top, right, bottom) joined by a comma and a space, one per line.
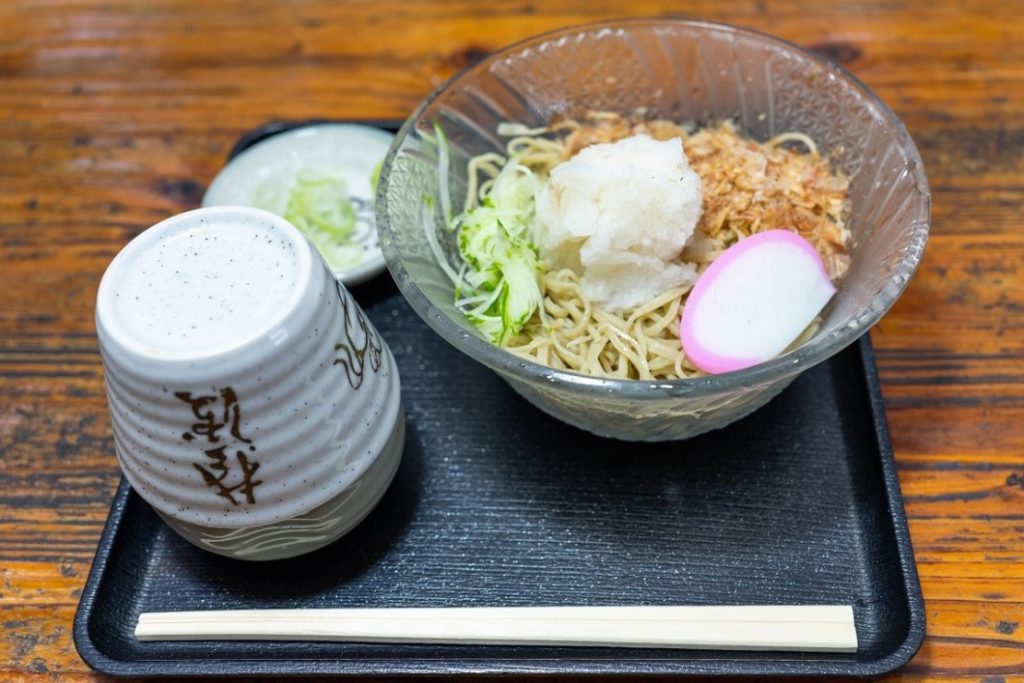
73, 121, 924, 677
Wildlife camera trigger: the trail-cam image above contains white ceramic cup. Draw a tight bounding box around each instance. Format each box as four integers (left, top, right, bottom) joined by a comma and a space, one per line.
96, 206, 403, 560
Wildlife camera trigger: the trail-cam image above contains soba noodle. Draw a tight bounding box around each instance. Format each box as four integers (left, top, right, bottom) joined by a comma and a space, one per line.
461, 113, 851, 380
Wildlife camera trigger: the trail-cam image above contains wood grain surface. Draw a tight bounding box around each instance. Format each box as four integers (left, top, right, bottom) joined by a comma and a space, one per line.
1, 0, 1021, 681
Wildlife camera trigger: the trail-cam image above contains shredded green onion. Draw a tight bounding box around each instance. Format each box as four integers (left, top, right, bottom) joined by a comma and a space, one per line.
256, 169, 361, 270
370, 161, 383, 194
423, 123, 543, 344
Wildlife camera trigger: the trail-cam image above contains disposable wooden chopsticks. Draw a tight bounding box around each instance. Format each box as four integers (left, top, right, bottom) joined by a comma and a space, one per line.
136, 605, 858, 652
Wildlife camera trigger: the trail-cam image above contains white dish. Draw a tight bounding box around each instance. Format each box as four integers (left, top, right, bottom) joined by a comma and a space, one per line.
203, 123, 395, 285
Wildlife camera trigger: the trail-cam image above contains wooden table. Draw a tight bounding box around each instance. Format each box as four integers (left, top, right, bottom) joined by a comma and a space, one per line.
1, 1, 1021, 680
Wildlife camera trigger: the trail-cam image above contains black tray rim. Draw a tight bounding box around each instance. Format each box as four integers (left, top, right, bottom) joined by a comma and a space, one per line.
72, 119, 925, 677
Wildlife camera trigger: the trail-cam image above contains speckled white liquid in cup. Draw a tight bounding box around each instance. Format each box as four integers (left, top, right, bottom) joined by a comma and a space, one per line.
96, 207, 404, 560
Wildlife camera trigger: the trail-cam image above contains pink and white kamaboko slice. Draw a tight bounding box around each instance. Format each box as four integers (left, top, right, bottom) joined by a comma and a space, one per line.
679, 230, 837, 374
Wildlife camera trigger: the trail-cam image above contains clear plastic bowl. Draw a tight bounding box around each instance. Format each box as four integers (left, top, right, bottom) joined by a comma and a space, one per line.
376, 19, 929, 441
